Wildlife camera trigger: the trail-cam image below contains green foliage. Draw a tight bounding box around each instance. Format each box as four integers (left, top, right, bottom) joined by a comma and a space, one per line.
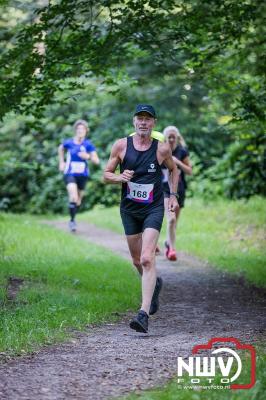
0, 113, 65, 213
0, 77, 130, 213
0, 0, 263, 117
191, 114, 266, 200
0, 0, 265, 212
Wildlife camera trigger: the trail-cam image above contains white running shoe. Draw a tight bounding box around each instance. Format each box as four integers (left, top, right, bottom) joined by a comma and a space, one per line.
68, 220, 77, 232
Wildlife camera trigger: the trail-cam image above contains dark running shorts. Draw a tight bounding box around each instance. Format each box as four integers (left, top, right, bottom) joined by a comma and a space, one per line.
120, 207, 164, 236
163, 190, 185, 208
64, 175, 88, 190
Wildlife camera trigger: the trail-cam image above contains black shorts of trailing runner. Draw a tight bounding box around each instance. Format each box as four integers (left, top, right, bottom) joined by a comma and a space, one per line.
163, 182, 185, 208
64, 175, 88, 190
120, 207, 164, 235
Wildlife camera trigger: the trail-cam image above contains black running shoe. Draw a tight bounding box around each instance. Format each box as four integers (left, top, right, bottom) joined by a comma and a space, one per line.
149, 277, 163, 315
129, 310, 149, 333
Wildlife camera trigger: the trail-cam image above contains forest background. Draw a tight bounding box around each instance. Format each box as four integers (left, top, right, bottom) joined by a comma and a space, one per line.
0, 0, 265, 214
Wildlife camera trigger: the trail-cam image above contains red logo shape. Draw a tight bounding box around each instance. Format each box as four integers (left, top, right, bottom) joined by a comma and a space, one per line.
192, 337, 256, 389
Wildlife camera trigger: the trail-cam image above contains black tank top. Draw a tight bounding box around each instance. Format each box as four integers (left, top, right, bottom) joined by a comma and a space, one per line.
162, 144, 189, 192
120, 136, 164, 214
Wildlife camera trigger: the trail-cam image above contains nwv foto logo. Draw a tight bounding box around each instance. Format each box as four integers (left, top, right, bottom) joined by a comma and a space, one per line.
177, 337, 256, 390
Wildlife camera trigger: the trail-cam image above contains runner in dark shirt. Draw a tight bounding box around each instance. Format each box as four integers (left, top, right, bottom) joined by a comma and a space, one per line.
103, 105, 179, 333
162, 126, 192, 261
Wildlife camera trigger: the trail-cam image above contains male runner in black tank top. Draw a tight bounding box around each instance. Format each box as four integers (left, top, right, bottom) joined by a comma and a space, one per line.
104, 104, 179, 333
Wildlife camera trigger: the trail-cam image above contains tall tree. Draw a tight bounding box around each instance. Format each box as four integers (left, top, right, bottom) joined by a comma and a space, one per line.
0, 0, 265, 211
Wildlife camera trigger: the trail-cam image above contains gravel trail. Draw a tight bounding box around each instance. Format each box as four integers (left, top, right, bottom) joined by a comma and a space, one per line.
0, 220, 265, 400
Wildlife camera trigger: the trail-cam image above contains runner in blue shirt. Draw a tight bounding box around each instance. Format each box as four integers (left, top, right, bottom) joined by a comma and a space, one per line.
58, 119, 100, 231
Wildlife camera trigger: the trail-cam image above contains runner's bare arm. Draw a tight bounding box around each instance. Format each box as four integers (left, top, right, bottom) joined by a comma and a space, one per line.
158, 143, 179, 193
164, 154, 179, 195
172, 155, 193, 175
158, 143, 179, 212
103, 139, 134, 184
78, 151, 90, 160
58, 144, 65, 172
90, 151, 100, 165
77, 150, 100, 164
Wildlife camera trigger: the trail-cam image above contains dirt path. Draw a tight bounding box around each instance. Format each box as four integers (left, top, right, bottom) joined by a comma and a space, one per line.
0, 221, 265, 400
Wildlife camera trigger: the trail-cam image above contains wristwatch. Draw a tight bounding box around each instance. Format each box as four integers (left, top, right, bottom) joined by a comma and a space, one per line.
170, 192, 179, 199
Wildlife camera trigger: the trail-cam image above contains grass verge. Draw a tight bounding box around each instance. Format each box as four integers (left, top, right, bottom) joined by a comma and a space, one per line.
82, 196, 266, 287
0, 213, 140, 357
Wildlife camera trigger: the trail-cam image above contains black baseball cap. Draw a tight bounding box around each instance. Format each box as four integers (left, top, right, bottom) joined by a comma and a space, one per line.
134, 104, 156, 118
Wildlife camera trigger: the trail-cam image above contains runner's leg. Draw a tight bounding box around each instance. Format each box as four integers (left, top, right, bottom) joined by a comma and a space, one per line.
140, 228, 159, 314
173, 207, 182, 251
77, 190, 85, 207
126, 234, 143, 275
175, 207, 181, 233
166, 196, 180, 251
168, 209, 177, 250
67, 183, 79, 222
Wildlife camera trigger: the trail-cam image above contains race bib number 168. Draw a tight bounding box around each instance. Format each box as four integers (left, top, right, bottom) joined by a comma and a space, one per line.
126, 182, 154, 204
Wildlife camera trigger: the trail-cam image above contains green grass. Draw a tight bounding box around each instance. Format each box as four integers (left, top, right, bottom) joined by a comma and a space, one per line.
82, 196, 266, 287
121, 352, 266, 400
0, 213, 140, 356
